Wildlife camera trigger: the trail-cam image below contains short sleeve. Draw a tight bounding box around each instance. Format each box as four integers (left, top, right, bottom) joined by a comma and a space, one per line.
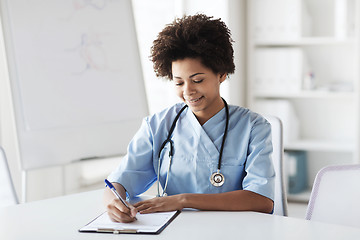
242, 117, 275, 201
107, 118, 157, 198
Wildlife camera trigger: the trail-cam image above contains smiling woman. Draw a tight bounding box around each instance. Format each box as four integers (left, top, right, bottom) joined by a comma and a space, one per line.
171, 58, 227, 125
104, 14, 275, 223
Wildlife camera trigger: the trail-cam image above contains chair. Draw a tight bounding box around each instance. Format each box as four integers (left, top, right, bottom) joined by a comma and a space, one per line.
0, 146, 18, 207
306, 164, 360, 228
264, 115, 288, 216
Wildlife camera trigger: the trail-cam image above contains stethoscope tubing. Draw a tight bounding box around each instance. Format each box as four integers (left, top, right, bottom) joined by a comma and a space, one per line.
157, 98, 229, 196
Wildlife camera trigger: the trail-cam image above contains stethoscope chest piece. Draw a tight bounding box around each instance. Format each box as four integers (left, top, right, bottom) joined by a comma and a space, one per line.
210, 170, 225, 187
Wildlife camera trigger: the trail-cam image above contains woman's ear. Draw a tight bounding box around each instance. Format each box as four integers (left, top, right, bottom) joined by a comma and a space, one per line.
219, 73, 227, 83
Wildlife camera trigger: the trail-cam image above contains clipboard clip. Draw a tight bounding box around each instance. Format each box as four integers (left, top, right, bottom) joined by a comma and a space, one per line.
97, 228, 138, 234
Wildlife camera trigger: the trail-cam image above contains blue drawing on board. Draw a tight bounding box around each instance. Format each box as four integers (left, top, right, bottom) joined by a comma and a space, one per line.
72, 0, 108, 11
61, 0, 119, 21
66, 33, 109, 74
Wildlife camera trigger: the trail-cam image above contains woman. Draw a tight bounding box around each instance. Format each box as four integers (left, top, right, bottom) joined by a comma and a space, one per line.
104, 14, 275, 223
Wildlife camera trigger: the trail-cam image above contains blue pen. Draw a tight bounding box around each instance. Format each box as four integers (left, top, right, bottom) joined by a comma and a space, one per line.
104, 179, 130, 209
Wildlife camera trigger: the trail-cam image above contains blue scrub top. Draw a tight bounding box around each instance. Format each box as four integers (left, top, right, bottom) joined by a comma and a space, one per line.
108, 103, 275, 201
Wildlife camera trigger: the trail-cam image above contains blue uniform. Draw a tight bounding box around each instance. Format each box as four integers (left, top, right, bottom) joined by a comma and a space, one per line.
108, 103, 275, 201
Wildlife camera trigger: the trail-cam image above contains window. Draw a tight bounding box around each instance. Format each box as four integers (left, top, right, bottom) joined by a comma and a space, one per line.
132, 0, 230, 114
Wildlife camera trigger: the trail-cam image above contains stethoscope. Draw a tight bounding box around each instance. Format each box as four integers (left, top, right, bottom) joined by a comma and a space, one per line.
157, 98, 229, 197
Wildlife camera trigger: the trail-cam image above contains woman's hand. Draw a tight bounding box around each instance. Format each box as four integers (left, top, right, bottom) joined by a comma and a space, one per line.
134, 195, 185, 214
106, 198, 138, 223
103, 183, 137, 223
135, 190, 273, 214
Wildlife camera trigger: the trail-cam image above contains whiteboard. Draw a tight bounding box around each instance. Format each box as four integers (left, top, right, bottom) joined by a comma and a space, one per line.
0, 0, 148, 170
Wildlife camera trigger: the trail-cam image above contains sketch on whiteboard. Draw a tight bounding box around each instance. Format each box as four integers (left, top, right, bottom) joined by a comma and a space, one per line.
72, 0, 108, 11
78, 33, 107, 72
61, 0, 118, 23
4, 0, 143, 131
65, 33, 109, 74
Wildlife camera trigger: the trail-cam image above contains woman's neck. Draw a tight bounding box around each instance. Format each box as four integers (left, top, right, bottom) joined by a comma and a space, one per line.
194, 98, 225, 125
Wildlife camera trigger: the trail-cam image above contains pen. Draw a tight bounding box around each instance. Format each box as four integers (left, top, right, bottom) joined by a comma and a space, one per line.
104, 179, 130, 209
105, 179, 137, 221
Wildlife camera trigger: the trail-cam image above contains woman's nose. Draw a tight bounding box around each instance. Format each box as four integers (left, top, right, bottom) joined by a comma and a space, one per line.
183, 82, 196, 95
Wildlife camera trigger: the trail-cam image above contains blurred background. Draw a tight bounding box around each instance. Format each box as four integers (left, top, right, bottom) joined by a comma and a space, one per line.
1, 0, 358, 219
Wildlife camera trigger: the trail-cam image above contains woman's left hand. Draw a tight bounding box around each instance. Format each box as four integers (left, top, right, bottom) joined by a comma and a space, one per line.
133, 195, 185, 214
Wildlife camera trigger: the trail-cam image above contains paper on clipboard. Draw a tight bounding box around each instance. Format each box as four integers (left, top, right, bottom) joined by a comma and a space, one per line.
79, 210, 180, 234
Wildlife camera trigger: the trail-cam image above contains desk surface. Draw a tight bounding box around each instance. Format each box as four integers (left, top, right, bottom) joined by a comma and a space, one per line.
1, 190, 360, 240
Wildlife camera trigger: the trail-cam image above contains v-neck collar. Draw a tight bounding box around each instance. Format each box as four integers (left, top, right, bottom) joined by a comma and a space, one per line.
185, 107, 227, 158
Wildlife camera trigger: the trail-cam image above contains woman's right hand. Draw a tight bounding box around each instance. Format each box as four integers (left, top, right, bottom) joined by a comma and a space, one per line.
103, 183, 138, 223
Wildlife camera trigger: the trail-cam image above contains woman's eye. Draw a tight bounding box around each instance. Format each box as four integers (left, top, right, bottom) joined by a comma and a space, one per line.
175, 82, 184, 86
193, 79, 203, 83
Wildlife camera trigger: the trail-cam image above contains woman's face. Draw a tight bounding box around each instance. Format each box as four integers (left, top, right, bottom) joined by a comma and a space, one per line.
171, 58, 226, 124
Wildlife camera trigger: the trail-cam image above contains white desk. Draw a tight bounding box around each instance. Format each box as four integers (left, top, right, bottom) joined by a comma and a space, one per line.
1, 189, 360, 240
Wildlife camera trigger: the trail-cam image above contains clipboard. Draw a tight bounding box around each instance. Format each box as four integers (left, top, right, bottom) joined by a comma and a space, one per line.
79, 210, 180, 235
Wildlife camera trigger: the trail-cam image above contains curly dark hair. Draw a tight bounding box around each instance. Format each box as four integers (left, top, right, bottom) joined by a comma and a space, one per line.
150, 14, 235, 80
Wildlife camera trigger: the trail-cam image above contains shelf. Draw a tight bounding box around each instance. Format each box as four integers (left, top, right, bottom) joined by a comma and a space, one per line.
254, 37, 357, 47
248, 0, 360, 210
253, 90, 355, 99
285, 139, 355, 152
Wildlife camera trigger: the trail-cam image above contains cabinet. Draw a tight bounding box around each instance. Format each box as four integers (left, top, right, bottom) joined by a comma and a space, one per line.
246, 0, 360, 202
